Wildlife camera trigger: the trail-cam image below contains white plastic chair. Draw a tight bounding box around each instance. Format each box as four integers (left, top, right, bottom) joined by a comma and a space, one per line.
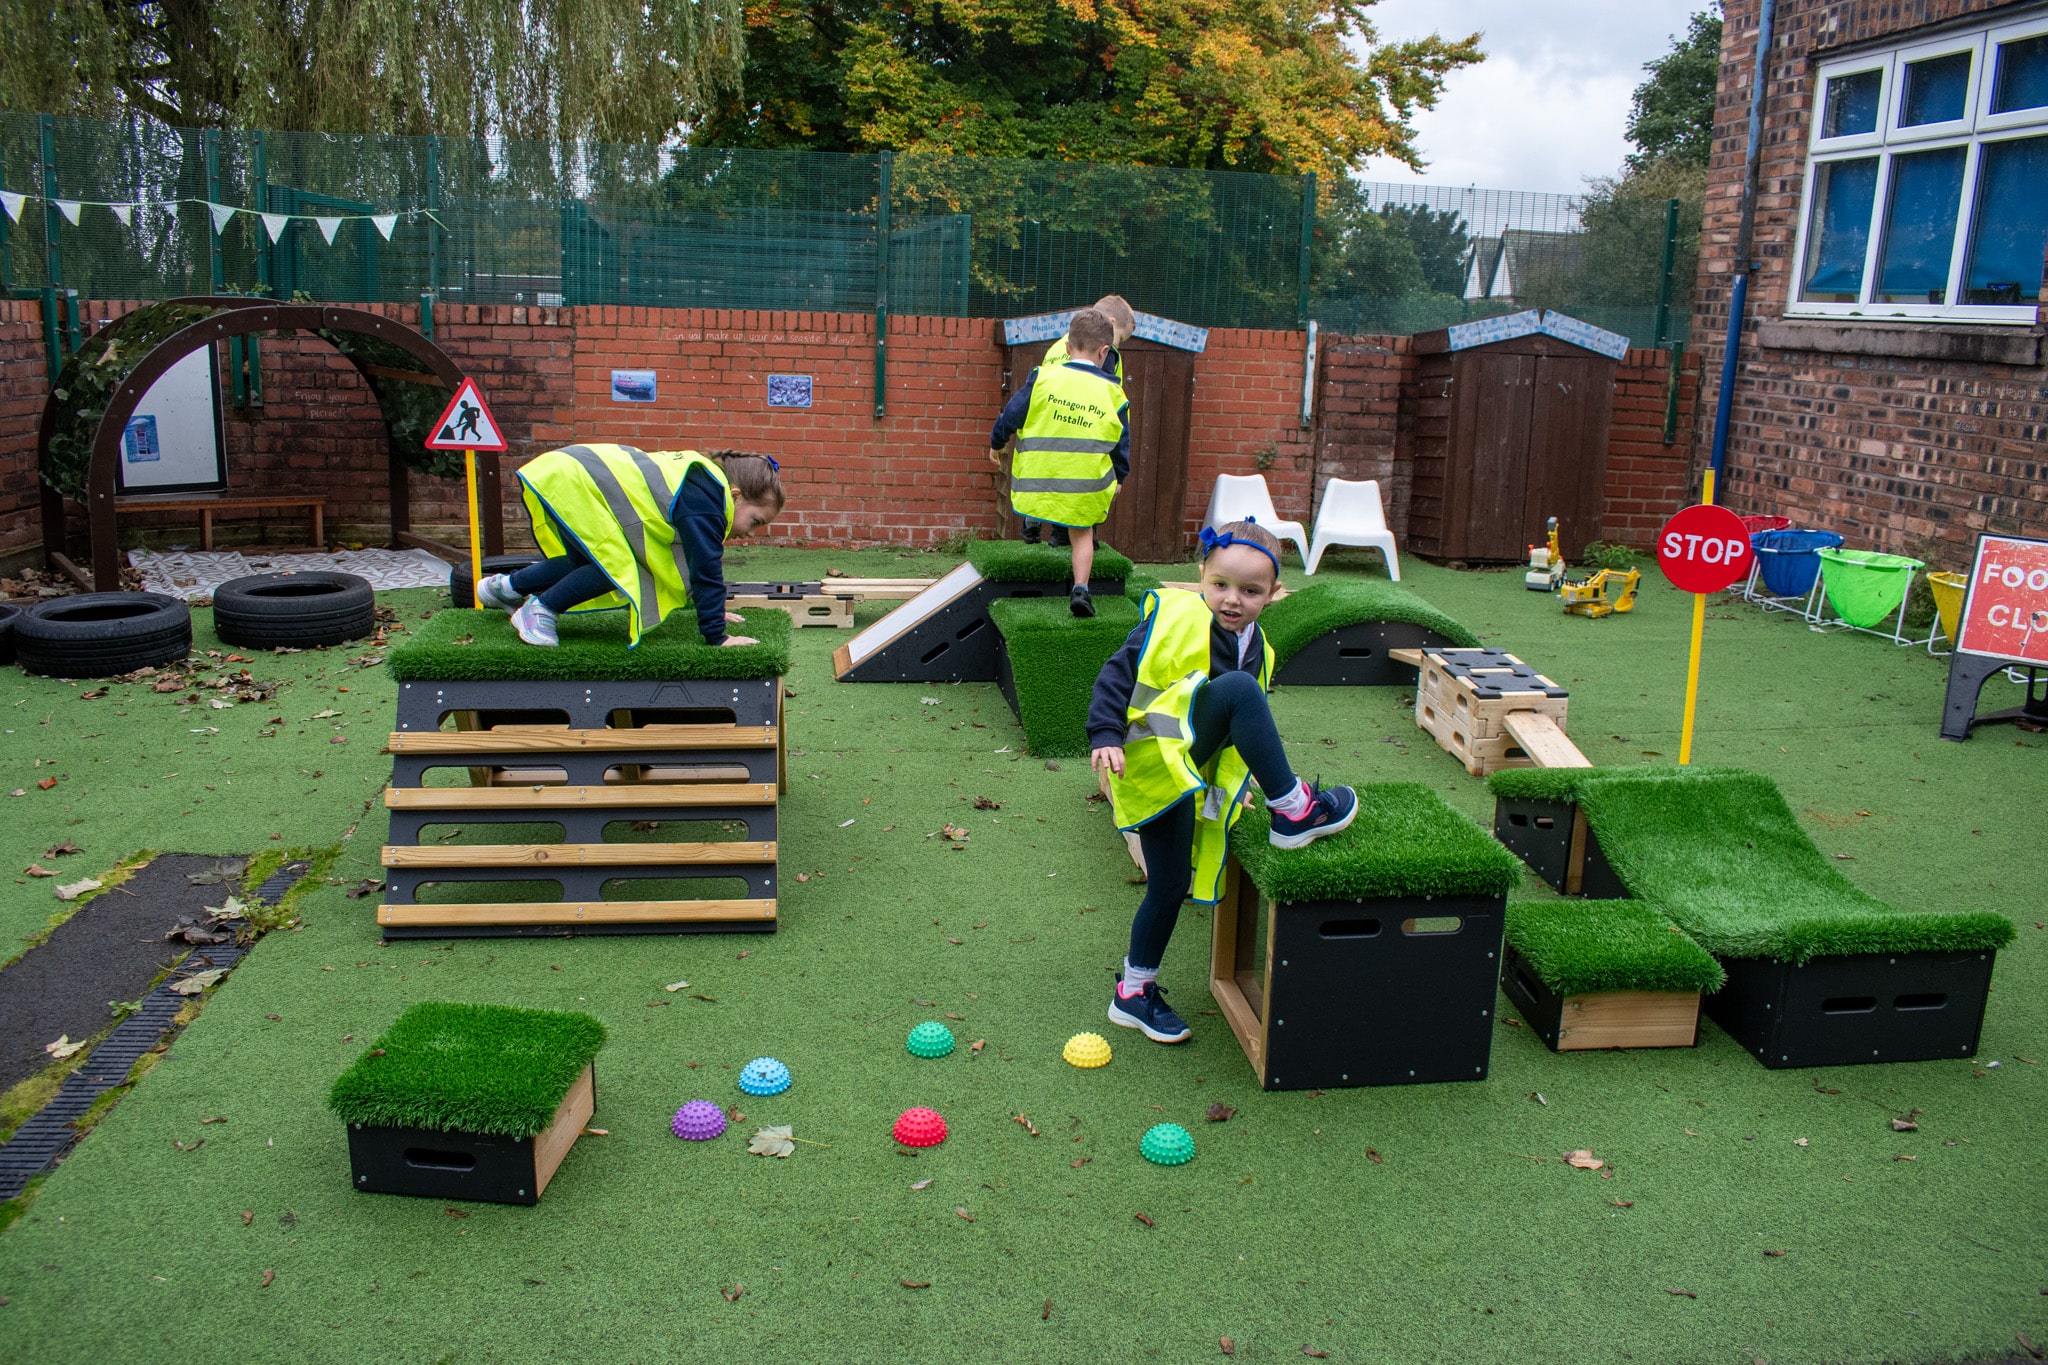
1304, 478, 1400, 579
1202, 474, 1310, 566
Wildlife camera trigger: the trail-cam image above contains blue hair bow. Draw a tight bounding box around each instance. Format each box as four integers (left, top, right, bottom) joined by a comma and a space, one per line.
1199, 516, 1281, 574
764, 454, 780, 472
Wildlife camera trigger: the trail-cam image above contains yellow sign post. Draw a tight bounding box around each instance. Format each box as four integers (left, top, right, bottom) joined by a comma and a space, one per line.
1677, 470, 1713, 765
1655, 469, 1754, 766
464, 449, 484, 608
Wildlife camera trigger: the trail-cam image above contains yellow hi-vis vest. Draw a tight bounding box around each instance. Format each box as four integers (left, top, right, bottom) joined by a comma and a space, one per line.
515, 445, 735, 647
1010, 363, 1126, 527
1108, 590, 1276, 904
1041, 336, 1124, 384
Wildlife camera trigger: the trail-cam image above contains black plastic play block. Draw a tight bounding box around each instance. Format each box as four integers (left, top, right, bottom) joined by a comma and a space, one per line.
1270, 621, 1468, 687
1491, 795, 1625, 898
1706, 950, 1996, 1069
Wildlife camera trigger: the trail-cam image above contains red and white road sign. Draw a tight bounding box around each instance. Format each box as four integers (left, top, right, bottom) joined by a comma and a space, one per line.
424, 378, 507, 452
1656, 504, 1754, 594
1956, 534, 2048, 664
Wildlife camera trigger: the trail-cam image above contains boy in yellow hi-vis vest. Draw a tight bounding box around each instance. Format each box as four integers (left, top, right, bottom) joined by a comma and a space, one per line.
476, 446, 784, 648
1026, 296, 1137, 550
989, 308, 1129, 617
1086, 520, 1358, 1044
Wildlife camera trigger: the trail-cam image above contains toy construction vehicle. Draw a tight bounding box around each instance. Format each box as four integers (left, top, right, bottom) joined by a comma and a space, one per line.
1559, 566, 1640, 619
1524, 518, 1565, 591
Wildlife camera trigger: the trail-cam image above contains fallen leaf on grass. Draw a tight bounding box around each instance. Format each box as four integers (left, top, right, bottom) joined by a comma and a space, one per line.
1891, 1117, 1919, 1132
310, 708, 340, 719
1220, 1337, 1235, 1356
1071, 1158, 1092, 1169
173, 1138, 205, 1152
44, 1035, 85, 1059
2019, 1330, 2043, 1360
1302, 1348, 1330, 1358
1133, 1212, 1154, 1228
1366, 1148, 1384, 1164
970, 1039, 986, 1055
721, 1284, 744, 1302
664, 981, 690, 992
944, 1011, 964, 1020
443, 1206, 469, 1218
45, 840, 81, 858
1664, 1288, 1697, 1299
1531, 1091, 1547, 1106
260, 1270, 274, 1288
37, 777, 57, 790
1611, 1199, 1634, 1208
200, 1116, 228, 1125
240, 1211, 254, 1225
1204, 1103, 1236, 1123
748, 1125, 796, 1158
54, 877, 101, 901
1503, 1017, 1523, 1028
171, 968, 227, 995
1812, 1077, 1842, 1095
954, 1207, 975, 1222
1893, 1153, 1918, 1162
23, 863, 54, 878
1793, 1137, 1810, 1147
1042, 1297, 1052, 1321
1763, 1249, 1788, 1257
343, 878, 383, 899
1564, 1149, 1605, 1170
1012, 1113, 1040, 1136
972, 795, 1001, 810
909, 1178, 933, 1191
900, 1279, 931, 1289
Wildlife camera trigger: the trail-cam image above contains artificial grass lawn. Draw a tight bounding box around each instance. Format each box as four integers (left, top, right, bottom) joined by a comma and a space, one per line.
388, 604, 790, 681
965, 536, 1134, 584
328, 1002, 606, 1137
1259, 577, 1480, 664
1506, 900, 1727, 998
1577, 768, 2016, 962
988, 594, 1140, 758
1231, 782, 1522, 902
1, 556, 2044, 1365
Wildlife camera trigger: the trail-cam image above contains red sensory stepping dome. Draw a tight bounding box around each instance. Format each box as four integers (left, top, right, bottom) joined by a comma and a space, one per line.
892, 1106, 948, 1147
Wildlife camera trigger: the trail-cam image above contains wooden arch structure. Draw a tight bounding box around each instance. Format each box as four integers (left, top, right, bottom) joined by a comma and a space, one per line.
38, 298, 506, 590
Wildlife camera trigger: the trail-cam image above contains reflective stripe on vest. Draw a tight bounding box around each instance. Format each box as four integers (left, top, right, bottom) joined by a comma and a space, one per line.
1010, 363, 1125, 526
516, 446, 734, 646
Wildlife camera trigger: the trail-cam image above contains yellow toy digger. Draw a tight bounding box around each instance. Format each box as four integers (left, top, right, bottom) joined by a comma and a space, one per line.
1559, 565, 1640, 618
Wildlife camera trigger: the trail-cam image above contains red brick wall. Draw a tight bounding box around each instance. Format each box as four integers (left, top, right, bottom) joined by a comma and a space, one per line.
1689, 0, 2048, 562
0, 301, 47, 562
1312, 335, 1697, 550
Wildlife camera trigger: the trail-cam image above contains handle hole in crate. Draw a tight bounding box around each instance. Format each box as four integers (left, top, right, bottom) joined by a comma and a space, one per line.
1821, 995, 1878, 1014
1338, 647, 1375, 659
1893, 992, 1948, 1011
1318, 918, 1382, 939
405, 1148, 478, 1171
1402, 916, 1463, 935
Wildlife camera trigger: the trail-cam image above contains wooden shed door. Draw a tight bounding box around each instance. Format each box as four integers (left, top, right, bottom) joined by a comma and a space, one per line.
1522, 353, 1616, 558
996, 337, 1193, 563
1454, 351, 1538, 561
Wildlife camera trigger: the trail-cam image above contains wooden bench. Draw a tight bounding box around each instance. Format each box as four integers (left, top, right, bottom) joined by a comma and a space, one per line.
114, 494, 326, 550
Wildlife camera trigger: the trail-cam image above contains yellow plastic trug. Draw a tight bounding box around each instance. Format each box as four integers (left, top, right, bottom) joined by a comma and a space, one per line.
1063, 1032, 1112, 1069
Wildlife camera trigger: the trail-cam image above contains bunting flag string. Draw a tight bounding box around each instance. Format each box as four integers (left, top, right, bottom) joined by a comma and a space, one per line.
0, 188, 438, 237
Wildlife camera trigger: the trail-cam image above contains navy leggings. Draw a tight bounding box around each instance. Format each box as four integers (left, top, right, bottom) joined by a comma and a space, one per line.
1126, 670, 1299, 972
509, 549, 613, 614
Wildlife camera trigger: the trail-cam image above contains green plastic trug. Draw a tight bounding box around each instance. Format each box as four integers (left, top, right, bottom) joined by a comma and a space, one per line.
1140, 1122, 1195, 1166
906, 1021, 956, 1059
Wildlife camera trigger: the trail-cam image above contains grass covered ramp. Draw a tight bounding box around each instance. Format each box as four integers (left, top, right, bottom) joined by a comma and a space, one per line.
965, 538, 1133, 584
1505, 900, 1726, 998
1259, 579, 1478, 666
327, 1001, 606, 1137
1232, 782, 1521, 902
990, 595, 1140, 758
388, 605, 790, 681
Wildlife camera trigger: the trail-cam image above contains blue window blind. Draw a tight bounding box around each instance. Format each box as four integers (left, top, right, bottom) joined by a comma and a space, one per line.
1824, 69, 1884, 137
1901, 52, 1973, 126
1876, 146, 1968, 302
1801, 158, 1880, 299
1991, 33, 2048, 113
1963, 135, 2048, 303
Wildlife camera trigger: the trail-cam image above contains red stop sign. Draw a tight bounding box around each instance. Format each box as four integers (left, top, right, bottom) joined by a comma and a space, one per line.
1657, 504, 1755, 593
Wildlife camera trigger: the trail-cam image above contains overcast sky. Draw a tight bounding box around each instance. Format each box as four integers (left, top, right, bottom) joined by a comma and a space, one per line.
1354, 0, 1716, 195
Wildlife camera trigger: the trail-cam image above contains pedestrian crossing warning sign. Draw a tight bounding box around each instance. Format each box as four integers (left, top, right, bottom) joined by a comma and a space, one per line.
425, 379, 507, 452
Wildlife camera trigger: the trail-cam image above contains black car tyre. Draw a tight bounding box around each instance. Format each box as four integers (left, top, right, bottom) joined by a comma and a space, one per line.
213, 572, 376, 649
15, 592, 193, 677
0, 602, 18, 666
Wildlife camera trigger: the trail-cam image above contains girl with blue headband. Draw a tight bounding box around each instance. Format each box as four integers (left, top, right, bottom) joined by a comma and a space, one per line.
477, 448, 784, 648
1085, 518, 1358, 1044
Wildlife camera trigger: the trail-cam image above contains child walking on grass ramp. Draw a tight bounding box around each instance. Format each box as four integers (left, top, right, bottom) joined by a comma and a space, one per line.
477, 446, 784, 649
1088, 520, 1358, 1044
990, 307, 1130, 617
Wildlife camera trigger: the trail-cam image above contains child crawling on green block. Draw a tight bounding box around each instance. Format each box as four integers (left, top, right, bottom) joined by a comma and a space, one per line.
1088, 519, 1358, 1044
476, 446, 784, 648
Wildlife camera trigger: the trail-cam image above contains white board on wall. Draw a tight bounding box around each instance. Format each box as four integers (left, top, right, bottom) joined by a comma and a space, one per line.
116, 344, 226, 494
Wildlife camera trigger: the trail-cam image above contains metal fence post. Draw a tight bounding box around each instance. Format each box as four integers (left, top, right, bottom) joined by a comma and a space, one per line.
37, 116, 64, 377
426, 135, 441, 300
1663, 339, 1687, 446
874, 150, 891, 419
1296, 171, 1317, 328
1652, 197, 1680, 348
203, 128, 225, 292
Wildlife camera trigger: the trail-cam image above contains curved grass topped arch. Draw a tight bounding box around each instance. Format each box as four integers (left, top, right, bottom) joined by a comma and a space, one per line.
37, 298, 506, 590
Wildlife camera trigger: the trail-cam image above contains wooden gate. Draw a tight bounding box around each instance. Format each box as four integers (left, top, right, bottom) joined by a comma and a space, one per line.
996, 337, 1194, 564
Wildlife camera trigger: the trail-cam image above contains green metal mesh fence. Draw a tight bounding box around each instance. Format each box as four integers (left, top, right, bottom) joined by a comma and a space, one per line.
1, 111, 1695, 348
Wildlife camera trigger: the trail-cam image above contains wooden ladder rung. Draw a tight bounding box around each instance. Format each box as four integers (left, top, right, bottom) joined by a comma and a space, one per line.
383, 841, 776, 868
377, 900, 777, 927
385, 783, 777, 811
1500, 711, 1593, 769
387, 725, 777, 754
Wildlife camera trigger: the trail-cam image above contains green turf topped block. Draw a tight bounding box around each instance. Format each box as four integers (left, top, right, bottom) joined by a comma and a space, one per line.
1231, 782, 1522, 902
1259, 580, 1479, 666
966, 537, 1134, 584
327, 1002, 607, 1138
1485, 764, 1750, 805
1505, 900, 1726, 997
389, 606, 790, 682
990, 595, 1140, 757
1577, 770, 2016, 962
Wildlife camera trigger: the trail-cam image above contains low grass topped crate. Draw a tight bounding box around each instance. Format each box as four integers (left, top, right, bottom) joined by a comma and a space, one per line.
1487, 765, 1641, 896
1574, 768, 2014, 1068
990, 594, 1140, 757
380, 608, 787, 938
1262, 580, 1479, 686
329, 1003, 605, 1205
1215, 784, 1522, 1090
834, 538, 1130, 683
1501, 901, 1724, 1051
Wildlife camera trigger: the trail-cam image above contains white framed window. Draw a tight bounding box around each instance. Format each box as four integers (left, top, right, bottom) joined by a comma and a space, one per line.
1790, 13, 2048, 323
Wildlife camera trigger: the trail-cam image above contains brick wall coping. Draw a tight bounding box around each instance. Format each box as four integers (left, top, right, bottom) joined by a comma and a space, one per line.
1755, 319, 2045, 366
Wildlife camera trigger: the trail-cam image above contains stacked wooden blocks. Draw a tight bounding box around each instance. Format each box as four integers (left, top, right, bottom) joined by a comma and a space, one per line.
1413, 648, 1578, 776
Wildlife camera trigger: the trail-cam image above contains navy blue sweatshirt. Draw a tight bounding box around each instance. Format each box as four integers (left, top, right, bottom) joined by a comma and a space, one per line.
989, 362, 1132, 483
1086, 612, 1266, 752
668, 464, 733, 645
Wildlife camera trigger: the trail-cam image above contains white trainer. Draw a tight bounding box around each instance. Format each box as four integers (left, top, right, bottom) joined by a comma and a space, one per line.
510, 598, 559, 646
475, 573, 524, 612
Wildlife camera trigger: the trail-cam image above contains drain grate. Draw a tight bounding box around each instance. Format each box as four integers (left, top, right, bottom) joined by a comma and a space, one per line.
0, 860, 312, 1200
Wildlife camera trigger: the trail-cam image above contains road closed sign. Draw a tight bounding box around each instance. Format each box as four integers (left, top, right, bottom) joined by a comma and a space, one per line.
1956, 534, 2048, 664
1656, 503, 1754, 594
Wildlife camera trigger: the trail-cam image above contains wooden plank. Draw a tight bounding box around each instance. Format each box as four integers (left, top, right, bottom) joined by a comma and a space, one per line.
387, 725, 778, 754
1501, 711, 1592, 769
1389, 647, 1424, 666
377, 899, 778, 927
1555, 990, 1700, 1051
1565, 805, 1589, 896
729, 593, 855, 629
1208, 864, 1266, 1075
382, 841, 776, 868
818, 578, 934, 598
532, 1064, 595, 1196
113, 494, 324, 512
832, 641, 855, 680
385, 782, 776, 811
